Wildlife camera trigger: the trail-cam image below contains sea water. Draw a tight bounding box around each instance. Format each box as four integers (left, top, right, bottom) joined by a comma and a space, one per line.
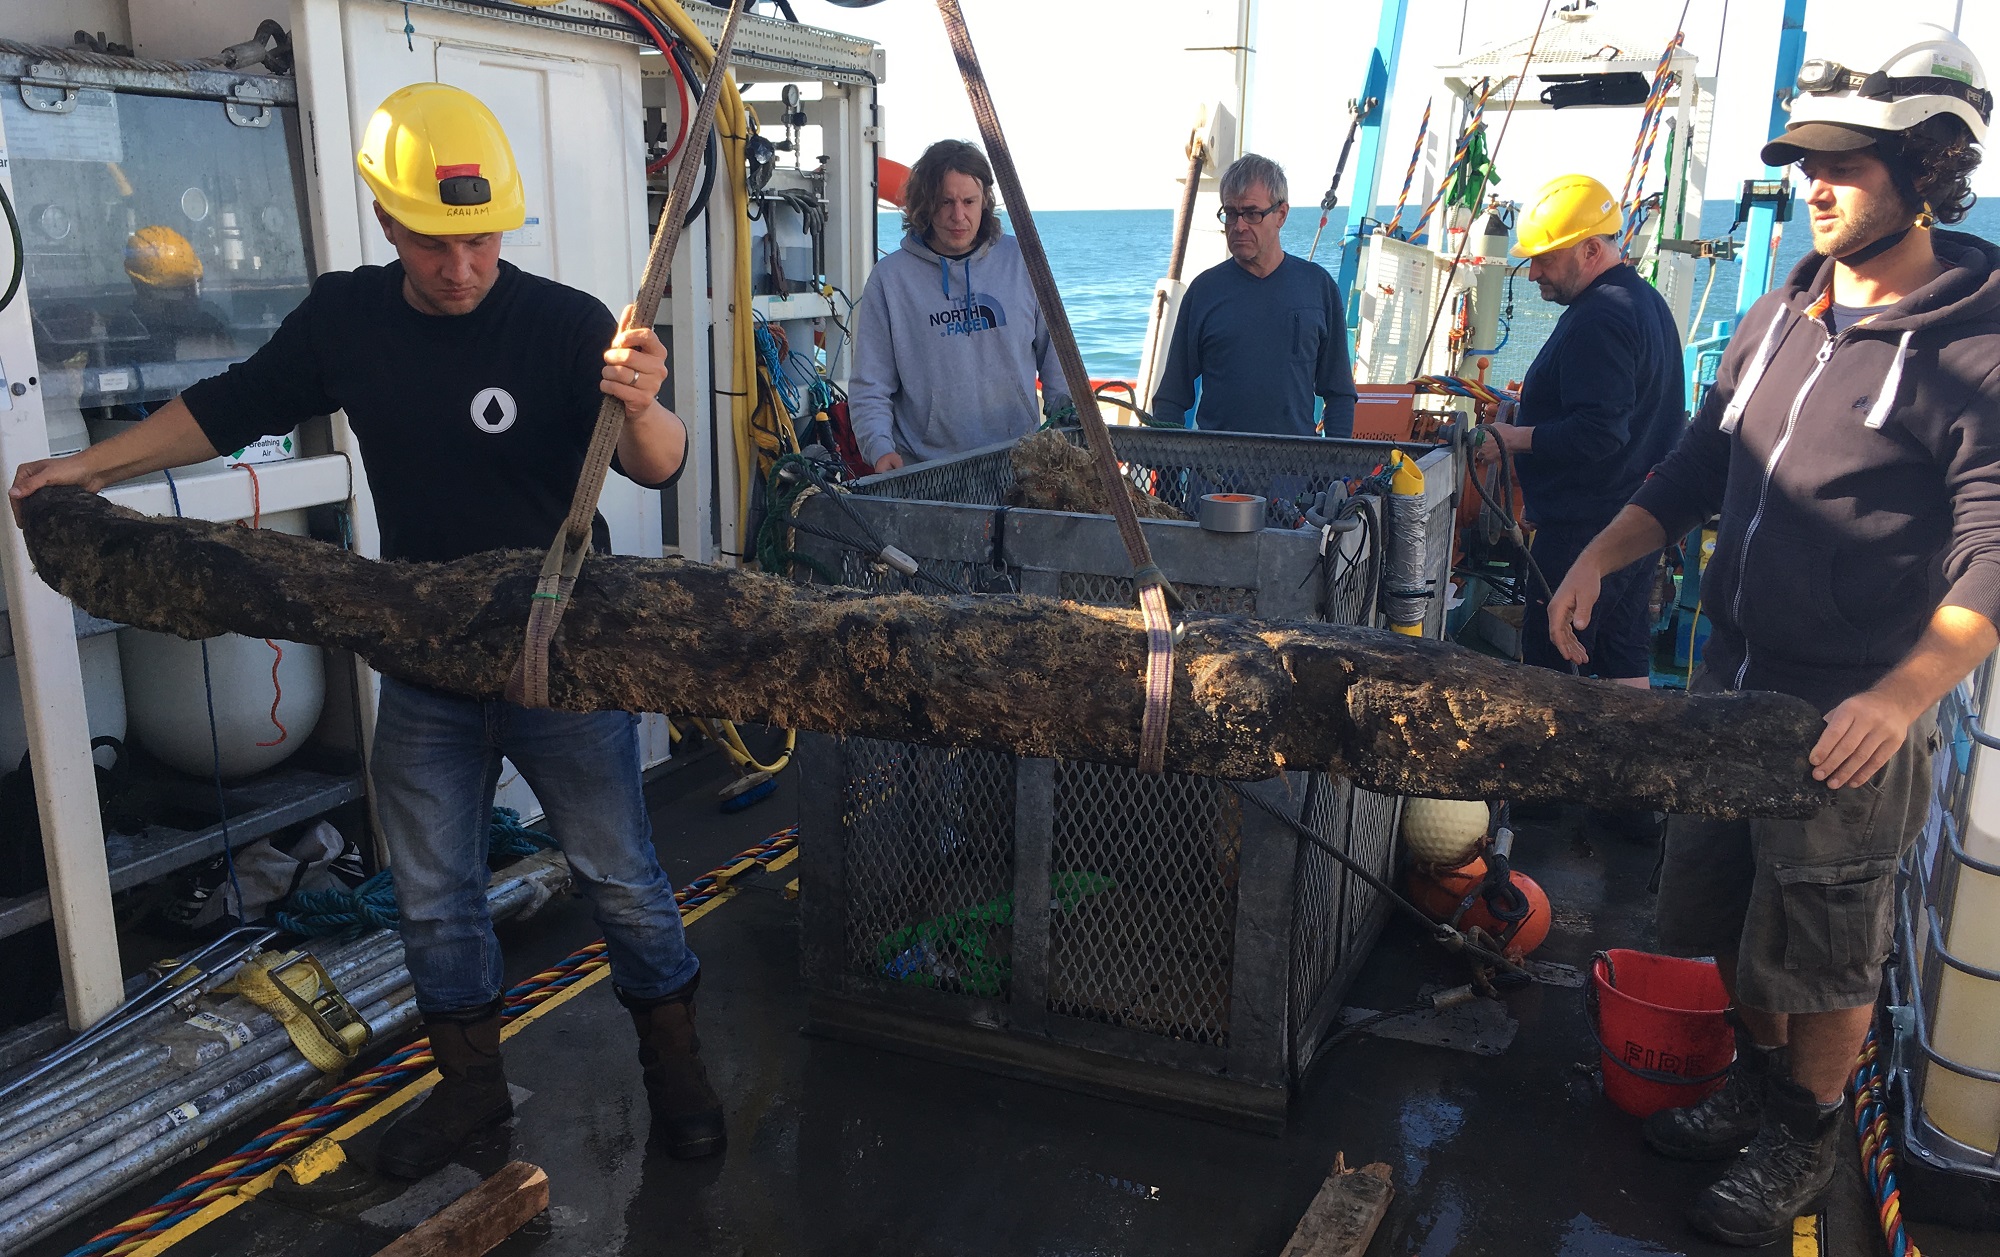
874, 199, 2000, 385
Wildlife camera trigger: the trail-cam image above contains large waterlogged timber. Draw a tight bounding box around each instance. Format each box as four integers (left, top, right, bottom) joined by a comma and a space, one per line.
20, 486, 1832, 818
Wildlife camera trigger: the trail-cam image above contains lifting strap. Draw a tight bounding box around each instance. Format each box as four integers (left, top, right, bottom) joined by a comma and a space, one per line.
222, 951, 369, 1073
509, 0, 751, 708
936, 0, 1180, 773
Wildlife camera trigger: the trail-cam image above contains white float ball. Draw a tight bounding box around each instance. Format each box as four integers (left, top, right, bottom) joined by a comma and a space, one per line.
1400, 797, 1490, 866
120, 630, 325, 781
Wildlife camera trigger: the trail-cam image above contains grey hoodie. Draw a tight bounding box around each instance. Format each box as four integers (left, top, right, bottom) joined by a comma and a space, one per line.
1632, 230, 2000, 712
848, 231, 1067, 467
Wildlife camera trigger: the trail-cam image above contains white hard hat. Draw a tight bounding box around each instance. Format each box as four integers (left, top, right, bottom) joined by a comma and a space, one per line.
1763, 22, 1990, 164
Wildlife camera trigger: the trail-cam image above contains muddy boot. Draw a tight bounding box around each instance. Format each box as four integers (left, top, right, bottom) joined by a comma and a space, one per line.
620, 978, 726, 1159
376, 1001, 511, 1180
1685, 1076, 1844, 1247
1644, 1018, 1779, 1161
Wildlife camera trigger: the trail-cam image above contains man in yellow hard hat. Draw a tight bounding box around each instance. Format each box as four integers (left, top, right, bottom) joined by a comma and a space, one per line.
1478, 172, 1682, 699
12, 84, 718, 1175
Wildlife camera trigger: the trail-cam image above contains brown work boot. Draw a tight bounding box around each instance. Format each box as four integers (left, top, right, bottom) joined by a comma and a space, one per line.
376, 1001, 512, 1180
620, 978, 727, 1159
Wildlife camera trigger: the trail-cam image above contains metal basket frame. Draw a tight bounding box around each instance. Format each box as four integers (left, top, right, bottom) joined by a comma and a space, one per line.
792, 428, 1459, 1130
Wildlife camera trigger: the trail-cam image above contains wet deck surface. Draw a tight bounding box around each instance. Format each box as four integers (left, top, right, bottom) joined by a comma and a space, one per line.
28, 746, 1996, 1256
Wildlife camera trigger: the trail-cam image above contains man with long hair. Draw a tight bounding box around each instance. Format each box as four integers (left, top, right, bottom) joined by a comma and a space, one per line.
849, 139, 1066, 471
1548, 23, 1999, 1246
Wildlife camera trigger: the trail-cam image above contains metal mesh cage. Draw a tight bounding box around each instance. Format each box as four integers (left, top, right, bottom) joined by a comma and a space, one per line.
836, 738, 1017, 999
1057, 572, 1257, 615
1045, 762, 1239, 1046
798, 428, 1459, 1129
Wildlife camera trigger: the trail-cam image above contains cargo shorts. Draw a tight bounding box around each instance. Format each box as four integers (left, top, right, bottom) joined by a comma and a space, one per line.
1655, 674, 1939, 1015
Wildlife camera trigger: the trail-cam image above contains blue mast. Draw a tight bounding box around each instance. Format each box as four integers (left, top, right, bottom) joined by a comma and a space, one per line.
1737, 0, 1810, 314
1338, 0, 1411, 330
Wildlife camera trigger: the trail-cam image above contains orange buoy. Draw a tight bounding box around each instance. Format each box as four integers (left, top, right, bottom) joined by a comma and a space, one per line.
878, 156, 911, 208
1407, 856, 1552, 957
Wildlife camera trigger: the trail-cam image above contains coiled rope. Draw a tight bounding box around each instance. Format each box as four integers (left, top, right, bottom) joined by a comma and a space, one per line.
274, 809, 556, 938
67, 826, 800, 1257
1852, 1027, 1922, 1257
1409, 374, 1518, 405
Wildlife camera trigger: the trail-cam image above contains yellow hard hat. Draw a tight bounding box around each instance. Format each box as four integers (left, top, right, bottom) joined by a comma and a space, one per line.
1510, 174, 1622, 259
124, 226, 203, 288
355, 83, 525, 237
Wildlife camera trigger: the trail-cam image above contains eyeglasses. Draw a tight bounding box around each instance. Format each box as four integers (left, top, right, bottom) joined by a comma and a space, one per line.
1217, 203, 1283, 224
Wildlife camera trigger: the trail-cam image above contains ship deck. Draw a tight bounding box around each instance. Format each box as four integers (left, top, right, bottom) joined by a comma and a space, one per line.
23, 744, 1994, 1257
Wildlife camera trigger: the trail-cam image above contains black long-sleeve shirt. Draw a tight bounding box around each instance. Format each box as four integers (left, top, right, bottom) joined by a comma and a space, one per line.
183, 261, 659, 563
1513, 263, 1684, 528
1152, 254, 1358, 438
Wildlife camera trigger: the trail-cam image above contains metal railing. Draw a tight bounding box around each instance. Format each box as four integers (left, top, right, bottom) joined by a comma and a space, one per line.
1891, 658, 2000, 1181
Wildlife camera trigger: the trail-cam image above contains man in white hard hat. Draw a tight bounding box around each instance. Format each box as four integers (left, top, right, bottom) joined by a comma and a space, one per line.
1548, 23, 2000, 1246
12, 84, 724, 1178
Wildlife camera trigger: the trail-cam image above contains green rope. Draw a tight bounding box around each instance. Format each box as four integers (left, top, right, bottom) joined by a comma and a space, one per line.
753, 452, 841, 583
876, 871, 1116, 996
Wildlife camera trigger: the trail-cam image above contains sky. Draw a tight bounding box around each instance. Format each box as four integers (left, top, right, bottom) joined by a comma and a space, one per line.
787, 0, 1995, 212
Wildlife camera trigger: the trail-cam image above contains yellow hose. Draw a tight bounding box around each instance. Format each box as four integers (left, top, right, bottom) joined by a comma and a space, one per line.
518, 0, 759, 545
693, 717, 796, 774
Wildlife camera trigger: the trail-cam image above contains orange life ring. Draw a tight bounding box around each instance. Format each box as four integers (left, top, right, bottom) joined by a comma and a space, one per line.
878, 157, 911, 208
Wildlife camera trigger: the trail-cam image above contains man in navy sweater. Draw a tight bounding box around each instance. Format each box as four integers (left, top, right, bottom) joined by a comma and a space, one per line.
1478, 174, 1683, 686
1151, 154, 1357, 438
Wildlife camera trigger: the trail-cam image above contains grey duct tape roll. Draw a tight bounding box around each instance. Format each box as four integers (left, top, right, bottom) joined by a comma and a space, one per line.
1198, 493, 1266, 533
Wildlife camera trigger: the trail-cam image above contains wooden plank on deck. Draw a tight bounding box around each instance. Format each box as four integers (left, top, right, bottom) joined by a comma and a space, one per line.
371, 1160, 549, 1257
1278, 1154, 1395, 1257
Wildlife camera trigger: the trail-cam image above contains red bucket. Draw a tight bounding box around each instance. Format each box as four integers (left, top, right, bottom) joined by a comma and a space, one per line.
1588, 949, 1734, 1118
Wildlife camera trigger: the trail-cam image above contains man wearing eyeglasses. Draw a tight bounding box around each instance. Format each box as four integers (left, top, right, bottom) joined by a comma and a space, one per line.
1151, 154, 1357, 438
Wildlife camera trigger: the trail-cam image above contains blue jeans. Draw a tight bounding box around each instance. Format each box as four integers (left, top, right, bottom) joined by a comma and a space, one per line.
372, 676, 698, 1014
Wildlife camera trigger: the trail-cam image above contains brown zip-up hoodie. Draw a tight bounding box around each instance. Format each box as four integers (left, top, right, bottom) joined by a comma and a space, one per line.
1631, 229, 2000, 713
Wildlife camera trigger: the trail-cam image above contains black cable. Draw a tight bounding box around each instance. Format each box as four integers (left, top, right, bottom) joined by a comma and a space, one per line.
1323, 1000, 1434, 1051
1225, 781, 1527, 977
1092, 388, 1181, 430
777, 458, 970, 596
0, 179, 21, 311
668, 42, 717, 229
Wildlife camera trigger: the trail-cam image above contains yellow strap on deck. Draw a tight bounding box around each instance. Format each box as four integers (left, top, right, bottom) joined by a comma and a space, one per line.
223, 951, 369, 1073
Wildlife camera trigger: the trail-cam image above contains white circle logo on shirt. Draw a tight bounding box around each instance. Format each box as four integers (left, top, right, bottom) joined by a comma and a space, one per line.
470, 387, 518, 434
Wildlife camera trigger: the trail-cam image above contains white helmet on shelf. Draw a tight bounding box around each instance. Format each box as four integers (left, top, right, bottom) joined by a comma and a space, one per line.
1762, 22, 1990, 165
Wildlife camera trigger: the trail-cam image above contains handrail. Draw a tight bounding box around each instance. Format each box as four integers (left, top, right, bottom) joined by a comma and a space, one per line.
1896, 906, 2000, 1088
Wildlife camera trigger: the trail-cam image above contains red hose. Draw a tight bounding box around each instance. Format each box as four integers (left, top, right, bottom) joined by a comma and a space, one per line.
594, 0, 691, 173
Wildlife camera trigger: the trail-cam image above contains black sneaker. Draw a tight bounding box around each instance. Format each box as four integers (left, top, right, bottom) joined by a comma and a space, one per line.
1644, 1025, 1778, 1161
157, 855, 236, 933
1685, 1076, 1844, 1247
